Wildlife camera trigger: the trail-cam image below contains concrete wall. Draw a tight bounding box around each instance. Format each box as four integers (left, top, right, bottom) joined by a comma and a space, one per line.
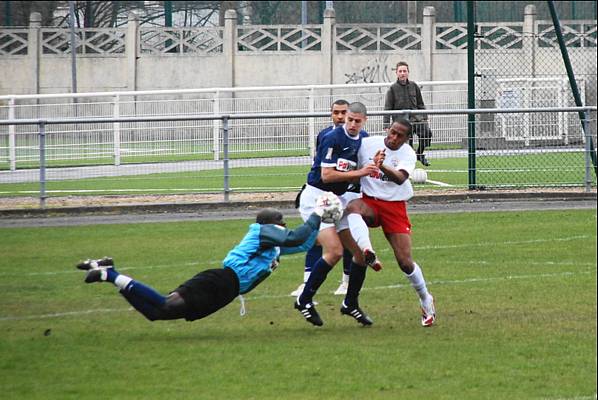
0, 8, 596, 96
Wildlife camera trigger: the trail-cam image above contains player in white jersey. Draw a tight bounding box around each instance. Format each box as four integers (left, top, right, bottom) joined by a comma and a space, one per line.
343, 119, 436, 327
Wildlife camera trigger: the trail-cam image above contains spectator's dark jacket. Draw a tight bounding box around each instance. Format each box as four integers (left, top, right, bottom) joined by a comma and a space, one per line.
384, 79, 427, 128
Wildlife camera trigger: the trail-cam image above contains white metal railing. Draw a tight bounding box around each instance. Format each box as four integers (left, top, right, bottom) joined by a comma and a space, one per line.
0, 106, 595, 208
0, 81, 467, 171
496, 77, 586, 145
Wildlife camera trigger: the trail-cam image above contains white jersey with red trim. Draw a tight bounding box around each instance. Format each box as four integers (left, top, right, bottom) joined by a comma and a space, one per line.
358, 136, 417, 201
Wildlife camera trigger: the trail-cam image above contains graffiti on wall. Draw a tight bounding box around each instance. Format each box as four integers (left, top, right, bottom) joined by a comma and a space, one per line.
344, 55, 395, 84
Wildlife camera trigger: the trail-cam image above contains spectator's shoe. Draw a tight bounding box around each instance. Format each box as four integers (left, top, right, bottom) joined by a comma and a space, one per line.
418, 154, 431, 167
76, 257, 114, 271
420, 294, 436, 327
340, 302, 373, 326
364, 249, 383, 272
84, 268, 110, 284
294, 300, 323, 326
333, 281, 348, 296
289, 282, 305, 297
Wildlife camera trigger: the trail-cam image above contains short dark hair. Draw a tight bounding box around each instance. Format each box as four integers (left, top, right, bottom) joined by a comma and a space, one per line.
392, 119, 412, 136
396, 61, 409, 71
331, 99, 349, 110
256, 208, 285, 225
348, 102, 367, 116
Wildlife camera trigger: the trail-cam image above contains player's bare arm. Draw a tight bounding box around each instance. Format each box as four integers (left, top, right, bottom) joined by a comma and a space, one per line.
379, 164, 409, 185
321, 164, 379, 183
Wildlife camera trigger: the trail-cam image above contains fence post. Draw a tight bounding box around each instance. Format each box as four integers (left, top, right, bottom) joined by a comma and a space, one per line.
583, 111, 592, 192
467, 1, 476, 190
213, 90, 220, 161
28, 12, 41, 96
422, 6, 435, 82
8, 97, 16, 171
523, 5, 537, 77
322, 8, 335, 84
222, 115, 230, 202
223, 10, 236, 88
126, 13, 139, 92
38, 121, 47, 209
308, 88, 316, 158
113, 94, 121, 166
560, 78, 568, 145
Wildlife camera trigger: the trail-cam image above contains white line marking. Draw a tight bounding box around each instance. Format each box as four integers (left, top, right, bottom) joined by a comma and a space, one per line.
0, 269, 593, 321
425, 179, 453, 187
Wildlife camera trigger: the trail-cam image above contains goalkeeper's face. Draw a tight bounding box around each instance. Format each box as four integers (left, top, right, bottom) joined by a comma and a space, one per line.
256, 209, 286, 226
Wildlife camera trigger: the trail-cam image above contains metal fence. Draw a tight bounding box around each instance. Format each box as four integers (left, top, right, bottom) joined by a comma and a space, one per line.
2, 78, 588, 171
0, 82, 469, 170
0, 106, 595, 208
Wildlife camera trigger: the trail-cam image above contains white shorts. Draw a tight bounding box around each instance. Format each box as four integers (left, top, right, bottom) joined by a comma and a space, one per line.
299, 184, 361, 232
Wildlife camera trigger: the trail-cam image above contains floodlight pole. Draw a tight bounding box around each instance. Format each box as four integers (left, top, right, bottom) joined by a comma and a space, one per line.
547, 0, 597, 177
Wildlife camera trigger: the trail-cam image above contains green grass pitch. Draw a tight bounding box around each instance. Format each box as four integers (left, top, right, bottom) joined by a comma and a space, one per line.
0, 209, 596, 399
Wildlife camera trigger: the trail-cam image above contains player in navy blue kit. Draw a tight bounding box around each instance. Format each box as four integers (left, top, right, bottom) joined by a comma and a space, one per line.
75, 202, 342, 323
290, 99, 360, 297
295, 102, 384, 327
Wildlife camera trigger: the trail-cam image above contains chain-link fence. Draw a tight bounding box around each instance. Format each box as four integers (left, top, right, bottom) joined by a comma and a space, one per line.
473, 2, 597, 188
0, 107, 595, 208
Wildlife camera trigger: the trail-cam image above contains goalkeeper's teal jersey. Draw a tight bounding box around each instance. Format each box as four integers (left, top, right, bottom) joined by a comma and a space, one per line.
222, 214, 320, 294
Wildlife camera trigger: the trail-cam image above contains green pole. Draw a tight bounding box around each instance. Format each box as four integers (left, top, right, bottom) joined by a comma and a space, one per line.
547, 0, 597, 176
454, 1, 463, 23
4, 1, 11, 26
164, 1, 174, 52
467, 0, 476, 189
165, 1, 172, 27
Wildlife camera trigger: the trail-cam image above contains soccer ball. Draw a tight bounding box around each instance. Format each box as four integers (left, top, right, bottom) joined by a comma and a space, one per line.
315, 193, 343, 223
410, 168, 428, 184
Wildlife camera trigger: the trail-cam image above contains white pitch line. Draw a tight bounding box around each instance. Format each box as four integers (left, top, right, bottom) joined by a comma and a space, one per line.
0, 269, 592, 322
425, 179, 453, 187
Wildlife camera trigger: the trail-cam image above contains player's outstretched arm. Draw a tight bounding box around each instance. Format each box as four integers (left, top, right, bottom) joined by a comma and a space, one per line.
321, 164, 379, 183
259, 213, 321, 251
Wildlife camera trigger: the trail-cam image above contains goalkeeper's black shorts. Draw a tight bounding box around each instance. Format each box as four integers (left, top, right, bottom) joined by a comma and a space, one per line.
174, 267, 239, 321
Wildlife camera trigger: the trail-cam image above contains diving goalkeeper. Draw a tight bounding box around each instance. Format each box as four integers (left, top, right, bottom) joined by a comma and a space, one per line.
76, 201, 341, 322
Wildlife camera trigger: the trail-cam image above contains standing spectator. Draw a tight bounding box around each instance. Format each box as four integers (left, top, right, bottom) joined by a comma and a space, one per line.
384, 61, 432, 166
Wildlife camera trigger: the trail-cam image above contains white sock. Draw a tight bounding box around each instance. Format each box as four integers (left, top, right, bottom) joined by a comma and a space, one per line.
342, 273, 350, 284
348, 213, 373, 251
114, 274, 133, 290
303, 271, 311, 284
406, 262, 430, 302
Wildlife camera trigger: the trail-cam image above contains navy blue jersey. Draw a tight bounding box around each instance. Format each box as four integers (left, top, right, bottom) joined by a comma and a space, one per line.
307, 125, 368, 195
316, 125, 335, 148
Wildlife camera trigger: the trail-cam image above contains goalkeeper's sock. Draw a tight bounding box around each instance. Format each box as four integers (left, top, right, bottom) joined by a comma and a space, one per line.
298, 258, 332, 304
406, 262, 430, 302
344, 261, 367, 308
347, 213, 373, 251
110, 271, 167, 307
